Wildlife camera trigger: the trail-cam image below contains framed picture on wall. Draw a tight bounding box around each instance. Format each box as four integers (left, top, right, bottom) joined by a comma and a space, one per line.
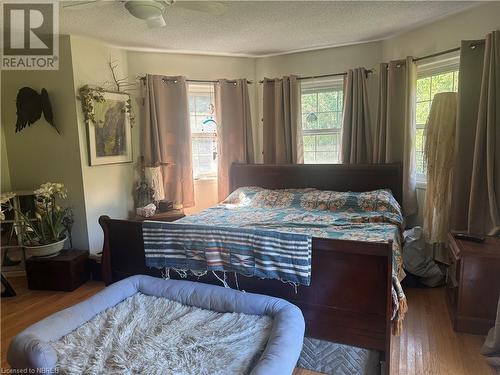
81, 88, 133, 166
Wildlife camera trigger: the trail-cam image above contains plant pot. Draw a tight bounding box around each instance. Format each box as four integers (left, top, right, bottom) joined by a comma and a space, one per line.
24, 236, 67, 258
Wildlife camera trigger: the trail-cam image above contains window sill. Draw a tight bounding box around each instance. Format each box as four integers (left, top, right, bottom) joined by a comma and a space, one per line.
194, 176, 217, 183
416, 180, 427, 189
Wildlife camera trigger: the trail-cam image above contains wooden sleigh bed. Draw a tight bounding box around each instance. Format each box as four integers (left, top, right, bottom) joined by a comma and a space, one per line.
99, 163, 403, 374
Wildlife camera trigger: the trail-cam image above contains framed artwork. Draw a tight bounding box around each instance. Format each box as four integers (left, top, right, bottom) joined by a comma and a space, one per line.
81, 88, 133, 166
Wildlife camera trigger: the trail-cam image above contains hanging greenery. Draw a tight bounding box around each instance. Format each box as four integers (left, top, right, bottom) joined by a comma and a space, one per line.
78, 85, 105, 125
77, 85, 134, 127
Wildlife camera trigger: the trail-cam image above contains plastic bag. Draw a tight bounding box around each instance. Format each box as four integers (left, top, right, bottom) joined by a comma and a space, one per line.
403, 227, 444, 287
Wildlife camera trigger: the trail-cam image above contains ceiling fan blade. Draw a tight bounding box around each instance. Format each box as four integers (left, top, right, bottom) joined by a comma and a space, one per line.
174, 1, 227, 16
62, 1, 102, 9
146, 13, 167, 28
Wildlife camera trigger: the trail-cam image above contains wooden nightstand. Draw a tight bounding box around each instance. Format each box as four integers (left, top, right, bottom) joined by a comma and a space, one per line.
446, 233, 500, 334
133, 209, 185, 222
26, 250, 90, 291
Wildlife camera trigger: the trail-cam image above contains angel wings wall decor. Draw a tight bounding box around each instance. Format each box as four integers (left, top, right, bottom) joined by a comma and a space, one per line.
15, 87, 59, 134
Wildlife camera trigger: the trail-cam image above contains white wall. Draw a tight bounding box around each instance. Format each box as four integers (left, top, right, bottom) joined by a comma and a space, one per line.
382, 2, 500, 61
70, 35, 136, 252
0, 35, 89, 249
126, 50, 256, 213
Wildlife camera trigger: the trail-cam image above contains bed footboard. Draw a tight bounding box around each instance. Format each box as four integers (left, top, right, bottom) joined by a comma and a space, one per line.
98, 215, 392, 374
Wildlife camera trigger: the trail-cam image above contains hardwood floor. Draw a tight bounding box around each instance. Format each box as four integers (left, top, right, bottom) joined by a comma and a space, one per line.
1, 277, 497, 374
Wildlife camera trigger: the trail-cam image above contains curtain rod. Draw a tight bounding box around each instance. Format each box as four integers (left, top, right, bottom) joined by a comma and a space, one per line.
413, 40, 484, 62
139, 76, 253, 84
257, 69, 374, 84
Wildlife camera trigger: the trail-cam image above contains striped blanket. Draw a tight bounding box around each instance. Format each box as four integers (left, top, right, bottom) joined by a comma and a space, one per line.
142, 221, 313, 285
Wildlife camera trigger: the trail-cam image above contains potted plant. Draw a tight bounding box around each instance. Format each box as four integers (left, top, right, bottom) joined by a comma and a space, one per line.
1, 183, 73, 257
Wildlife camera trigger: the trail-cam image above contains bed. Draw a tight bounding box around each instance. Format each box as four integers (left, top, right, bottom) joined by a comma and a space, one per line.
99, 163, 405, 375
8, 275, 305, 374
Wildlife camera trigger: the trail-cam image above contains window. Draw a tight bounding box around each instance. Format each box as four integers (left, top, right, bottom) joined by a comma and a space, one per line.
188, 83, 217, 179
415, 58, 459, 180
301, 78, 344, 163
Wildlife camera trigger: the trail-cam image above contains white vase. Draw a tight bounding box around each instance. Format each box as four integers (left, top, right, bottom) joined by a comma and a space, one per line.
24, 236, 67, 258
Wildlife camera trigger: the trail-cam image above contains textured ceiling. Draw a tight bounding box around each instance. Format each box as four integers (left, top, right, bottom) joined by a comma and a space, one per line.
59, 1, 478, 57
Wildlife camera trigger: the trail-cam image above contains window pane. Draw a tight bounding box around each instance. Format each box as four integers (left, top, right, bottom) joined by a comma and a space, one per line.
301, 85, 343, 165
317, 112, 336, 129
416, 76, 431, 102
304, 151, 316, 163
302, 113, 319, 130
303, 135, 315, 151
318, 92, 336, 112
415, 128, 426, 176
191, 116, 203, 133
453, 71, 459, 91
315, 151, 335, 164
431, 72, 454, 97
189, 95, 196, 113
316, 134, 334, 151
198, 154, 213, 172
332, 112, 342, 128
195, 95, 210, 115
416, 101, 430, 125
189, 84, 217, 178
197, 137, 214, 154
414, 66, 458, 180
302, 93, 317, 114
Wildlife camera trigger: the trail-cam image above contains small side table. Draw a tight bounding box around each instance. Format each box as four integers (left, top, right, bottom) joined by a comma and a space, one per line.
26, 250, 90, 291
446, 233, 500, 334
133, 209, 185, 222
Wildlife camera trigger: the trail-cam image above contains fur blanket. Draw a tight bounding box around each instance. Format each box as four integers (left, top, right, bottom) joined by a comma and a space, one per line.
51, 293, 272, 375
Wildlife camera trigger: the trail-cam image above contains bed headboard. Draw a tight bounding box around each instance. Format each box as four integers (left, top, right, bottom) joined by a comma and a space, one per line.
230, 163, 403, 204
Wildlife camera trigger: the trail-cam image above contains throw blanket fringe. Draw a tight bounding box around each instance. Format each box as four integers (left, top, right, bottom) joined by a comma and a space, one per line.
143, 221, 313, 285
212, 271, 230, 288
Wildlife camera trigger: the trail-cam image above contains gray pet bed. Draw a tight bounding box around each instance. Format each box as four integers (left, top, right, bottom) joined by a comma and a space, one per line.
8, 275, 305, 375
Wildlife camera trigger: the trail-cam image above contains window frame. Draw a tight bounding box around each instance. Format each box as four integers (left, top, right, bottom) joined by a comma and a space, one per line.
301, 77, 344, 164
415, 55, 460, 183
188, 83, 218, 180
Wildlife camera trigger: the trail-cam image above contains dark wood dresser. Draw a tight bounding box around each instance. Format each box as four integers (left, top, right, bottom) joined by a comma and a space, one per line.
446, 233, 500, 334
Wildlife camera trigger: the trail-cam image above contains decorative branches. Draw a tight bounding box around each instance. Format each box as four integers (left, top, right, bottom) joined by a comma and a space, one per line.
108, 58, 136, 93
77, 58, 135, 127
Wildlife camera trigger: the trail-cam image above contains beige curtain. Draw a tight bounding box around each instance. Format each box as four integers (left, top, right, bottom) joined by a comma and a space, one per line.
423, 93, 458, 246
341, 68, 372, 163
451, 31, 500, 236
481, 296, 500, 367
262, 75, 304, 164
142, 75, 194, 207
374, 58, 418, 216
215, 79, 254, 201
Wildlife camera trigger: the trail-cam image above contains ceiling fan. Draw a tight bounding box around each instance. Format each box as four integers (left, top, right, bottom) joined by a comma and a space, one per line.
62, 1, 228, 28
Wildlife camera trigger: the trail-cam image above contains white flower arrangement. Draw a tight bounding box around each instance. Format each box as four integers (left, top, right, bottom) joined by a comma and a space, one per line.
34, 182, 68, 200
0, 182, 73, 246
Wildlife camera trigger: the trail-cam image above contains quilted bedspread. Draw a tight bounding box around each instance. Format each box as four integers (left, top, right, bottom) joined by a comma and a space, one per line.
177, 186, 407, 332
